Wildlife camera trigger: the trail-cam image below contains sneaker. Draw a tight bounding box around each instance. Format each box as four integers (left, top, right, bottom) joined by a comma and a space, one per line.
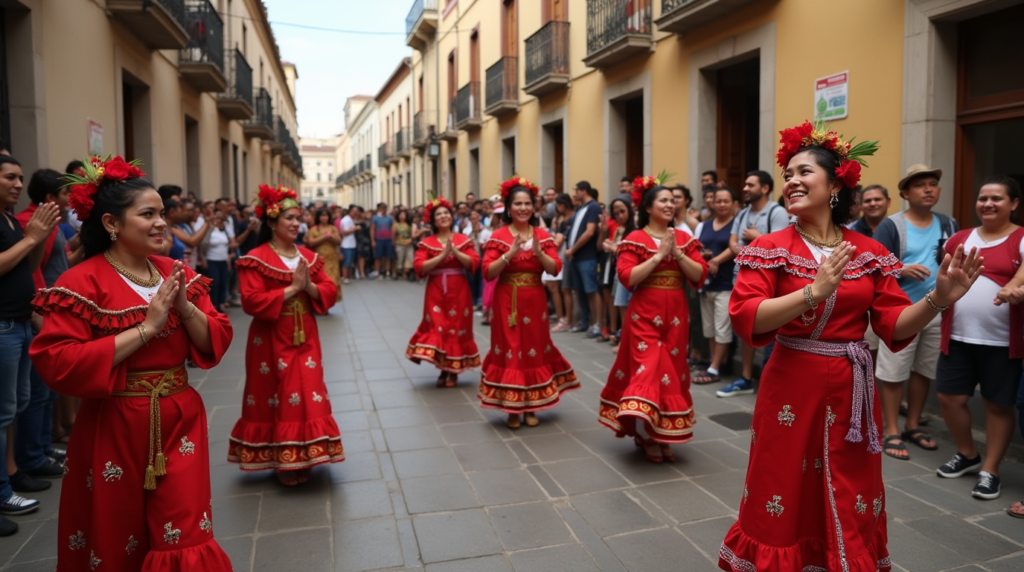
551, 321, 570, 333
0, 494, 40, 516
716, 378, 755, 398
585, 326, 602, 339
972, 471, 1001, 500
937, 452, 983, 478
474, 311, 484, 317
0, 515, 17, 537
9, 471, 51, 493
49, 448, 67, 463
568, 324, 587, 333
25, 458, 64, 479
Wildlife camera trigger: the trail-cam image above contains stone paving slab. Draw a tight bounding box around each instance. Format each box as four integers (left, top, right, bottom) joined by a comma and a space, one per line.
3, 280, 1024, 571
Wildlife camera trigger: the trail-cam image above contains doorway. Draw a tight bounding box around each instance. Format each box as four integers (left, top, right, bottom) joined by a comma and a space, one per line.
954, 4, 1024, 225
623, 97, 644, 183
716, 57, 759, 193
448, 157, 457, 201
184, 116, 200, 196
542, 121, 564, 192
122, 72, 153, 168
502, 137, 516, 179
469, 147, 480, 196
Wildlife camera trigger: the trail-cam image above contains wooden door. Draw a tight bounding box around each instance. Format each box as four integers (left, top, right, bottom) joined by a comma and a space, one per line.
447, 51, 457, 124
624, 98, 643, 182
552, 123, 564, 192
717, 90, 747, 193
552, 0, 566, 21
503, 0, 518, 57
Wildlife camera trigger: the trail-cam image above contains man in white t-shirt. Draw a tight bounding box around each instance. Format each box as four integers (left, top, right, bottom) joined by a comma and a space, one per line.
338, 205, 358, 284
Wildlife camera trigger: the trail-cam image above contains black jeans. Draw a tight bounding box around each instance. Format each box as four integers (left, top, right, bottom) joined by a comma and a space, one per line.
206, 260, 230, 311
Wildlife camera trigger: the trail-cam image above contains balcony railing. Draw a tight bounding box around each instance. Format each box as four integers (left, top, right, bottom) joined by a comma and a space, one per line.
108, 0, 189, 49
217, 49, 253, 119
179, 0, 224, 82
243, 87, 274, 139
584, 0, 653, 69
485, 57, 519, 116
656, 0, 756, 34
455, 82, 482, 131
365, 154, 372, 172
397, 127, 411, 155
358, 159, 365, 173
378, 144, 388, 167
271, 116, 288, 155
413, 111, 434, 146
405, 0, 439, 51
524, 21, 570, 96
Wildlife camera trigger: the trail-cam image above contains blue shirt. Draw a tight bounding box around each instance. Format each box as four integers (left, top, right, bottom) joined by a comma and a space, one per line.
371, 215, 394, 240
900, 215, 940, 304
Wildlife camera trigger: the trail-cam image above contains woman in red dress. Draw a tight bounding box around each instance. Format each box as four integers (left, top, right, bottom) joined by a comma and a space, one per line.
406, 197, 481, 387
478, 177, 578, 428
719, 122, 982, 572
228, 185, 343, 486
30, 157, 234, 571
599, 177, 708, 462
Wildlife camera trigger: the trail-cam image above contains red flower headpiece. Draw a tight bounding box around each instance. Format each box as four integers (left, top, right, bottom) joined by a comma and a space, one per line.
630, 170, 673, 209
499, 175, 539, 200
253, 184, 299, 219
62, 155, 146, 221
776, 119, 879, 190
424, 195, 453, 222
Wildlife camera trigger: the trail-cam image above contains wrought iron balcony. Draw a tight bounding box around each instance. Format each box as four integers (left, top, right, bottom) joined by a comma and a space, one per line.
485, 57, 520, 117
217, 49, 254, 119
584, 0, 653, 69
405, 0, 439, 51
524, 21, 570, 96
364, 154, 372, 174
378, 144, 389, 168
413, 111, 434, 147
179, 0, 225, 92
243, 88, 274, 140
455, 82, 482, 132
397, 127, 411, 157
108, 0, 189, 49
440, 98, 459, 141
270, 116, 287, 155
656, 0, 756, 34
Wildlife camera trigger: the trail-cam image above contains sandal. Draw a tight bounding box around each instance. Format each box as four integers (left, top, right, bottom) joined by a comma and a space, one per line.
296, 468, 311, 485
1007, 501, 1024, 519
276, 470, 299, 486
692, 370, 721, 385
436, 372, 447, 388
634, 437, 663, 464
901, 428, 938, 451
660, 444, 676, 463
882, 435, 910, 460
507, 414, 521, 430
445, 373, 457, 388
524, 413, 539, 427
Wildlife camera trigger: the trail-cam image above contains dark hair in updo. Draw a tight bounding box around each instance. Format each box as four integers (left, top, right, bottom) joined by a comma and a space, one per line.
501, 187, 540, 226
427, 204, 452, 234
80, 177, 157, 258
636, 186, 674, 230
795, 145, 855, 228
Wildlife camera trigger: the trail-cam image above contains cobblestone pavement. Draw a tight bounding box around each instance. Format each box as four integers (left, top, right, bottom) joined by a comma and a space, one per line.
3, 280, 1024, 571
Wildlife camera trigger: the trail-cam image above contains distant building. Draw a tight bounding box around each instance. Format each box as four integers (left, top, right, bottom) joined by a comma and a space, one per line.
300, 137, 342, 204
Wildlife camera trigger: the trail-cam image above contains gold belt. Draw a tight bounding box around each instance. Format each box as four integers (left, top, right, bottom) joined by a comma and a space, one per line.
112, 365, 190, 490
499, 272, 542, 327
281, 298, 309, 346
639, 270, 683, 290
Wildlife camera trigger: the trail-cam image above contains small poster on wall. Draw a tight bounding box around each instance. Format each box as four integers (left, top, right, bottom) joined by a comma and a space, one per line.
814, 72, 849, 121
88, 120, 103, 156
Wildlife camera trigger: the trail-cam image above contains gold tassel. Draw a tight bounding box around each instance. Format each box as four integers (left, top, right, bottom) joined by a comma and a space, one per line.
144, 466, 157, 490
294, 330, 300, 346
154, 452, 167, 476
300, 331, 305, 344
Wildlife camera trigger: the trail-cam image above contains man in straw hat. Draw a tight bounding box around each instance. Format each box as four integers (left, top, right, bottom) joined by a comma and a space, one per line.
873, 164, 959, 461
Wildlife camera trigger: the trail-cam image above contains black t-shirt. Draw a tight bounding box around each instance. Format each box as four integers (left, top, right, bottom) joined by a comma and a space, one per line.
0, 213, 36, 320
235, 218, 259, 255
569, 201, 601, 260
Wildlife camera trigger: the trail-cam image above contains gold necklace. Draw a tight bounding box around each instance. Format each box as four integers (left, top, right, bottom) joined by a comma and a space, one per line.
104, 251, 160, 287
795, 222, 843, 248
269, 241, 299, 259
509, 226, 533, 241
643, 227, 667, 240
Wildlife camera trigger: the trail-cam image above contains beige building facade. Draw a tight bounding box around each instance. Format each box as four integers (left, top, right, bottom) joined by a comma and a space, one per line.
2, 0, 301, 209
385, 0, 1024, 226
300, 135, 345, 204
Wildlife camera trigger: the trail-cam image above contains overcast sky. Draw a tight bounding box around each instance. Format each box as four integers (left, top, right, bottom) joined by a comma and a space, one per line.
263, 0, 413, 139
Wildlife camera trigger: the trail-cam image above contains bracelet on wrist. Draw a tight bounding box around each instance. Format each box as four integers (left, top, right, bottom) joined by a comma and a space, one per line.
926, 292, 950, 312
136, 323, 149, 345
181, 303, 199, 322
803, 285, 819, 310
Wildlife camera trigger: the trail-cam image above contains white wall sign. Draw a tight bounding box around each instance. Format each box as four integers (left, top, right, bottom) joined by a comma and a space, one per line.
88, 120, 103, 156
814, 71, 849, 121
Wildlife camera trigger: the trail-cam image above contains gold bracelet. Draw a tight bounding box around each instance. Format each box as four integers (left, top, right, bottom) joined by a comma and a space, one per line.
803, 285, 818, 310
926, 292, 950, 312
136, 323, 149, 345
181, 303, 199, 322
675, 252, 685, 262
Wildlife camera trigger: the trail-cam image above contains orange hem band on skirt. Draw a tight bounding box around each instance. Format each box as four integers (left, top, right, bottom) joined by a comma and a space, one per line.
227, 437, 344, 471
406, 345, 482, 373
598, 398, 696, 444
477, 369, 579, 413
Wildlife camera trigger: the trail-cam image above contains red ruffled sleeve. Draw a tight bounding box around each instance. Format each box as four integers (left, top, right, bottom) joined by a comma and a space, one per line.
867, 244, 915, 353
413, 239, 434, 278
482, 231, 511, 279
183, 266, 233, 368
456, 234, 481, 274
616, 236, 646, 292
237, 253, 287, 321
29, 303, 119, 398
729, 235, 783, 348
677, 229, 708, 290
308, 257, 338, 315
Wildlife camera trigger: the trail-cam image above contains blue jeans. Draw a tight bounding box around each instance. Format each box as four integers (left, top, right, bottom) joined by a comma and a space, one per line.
0, 319, 34, 502
206, 260, 230, 310
14, 367, 55, 471
341, 247, 356, 268
569, 258, 599, 327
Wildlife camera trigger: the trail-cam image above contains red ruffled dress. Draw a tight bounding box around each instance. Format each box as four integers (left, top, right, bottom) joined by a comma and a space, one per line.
405, 234, 482, 373
29, 255, 234, 572
477, 226, 579, 412
719, 227, 912, 572
228, 244, 344, 471
599, 229, 707, 442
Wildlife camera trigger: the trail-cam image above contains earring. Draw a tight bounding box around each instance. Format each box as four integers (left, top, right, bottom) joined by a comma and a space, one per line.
109, 230, 117, 241
829, 193, 839, 209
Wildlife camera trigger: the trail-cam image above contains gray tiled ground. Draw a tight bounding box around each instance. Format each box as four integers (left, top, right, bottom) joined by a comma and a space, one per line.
3, 280, 1024, 571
